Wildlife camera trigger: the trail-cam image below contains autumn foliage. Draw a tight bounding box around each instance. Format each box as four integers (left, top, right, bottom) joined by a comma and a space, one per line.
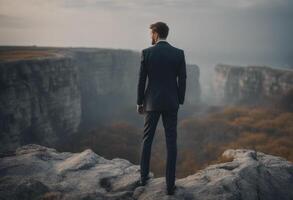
58, 105, 293, 179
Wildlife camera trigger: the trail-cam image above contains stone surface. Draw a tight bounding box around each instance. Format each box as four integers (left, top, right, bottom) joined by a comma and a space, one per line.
213, 64, 293, 104
0, 144, 292, 200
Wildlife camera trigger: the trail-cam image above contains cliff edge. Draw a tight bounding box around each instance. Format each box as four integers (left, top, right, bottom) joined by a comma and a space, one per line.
0, 144, 292, 200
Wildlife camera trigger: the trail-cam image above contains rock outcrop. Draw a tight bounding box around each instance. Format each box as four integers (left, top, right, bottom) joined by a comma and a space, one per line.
0, 47, 201, 153
213, 64, 293, 104
0, 144, 292, 200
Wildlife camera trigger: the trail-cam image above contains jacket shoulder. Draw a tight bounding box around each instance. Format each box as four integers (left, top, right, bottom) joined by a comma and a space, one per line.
142, 46, 154, 53
143, 45, 184, 55
172, 46, 184, 54
166, 44, 184, 55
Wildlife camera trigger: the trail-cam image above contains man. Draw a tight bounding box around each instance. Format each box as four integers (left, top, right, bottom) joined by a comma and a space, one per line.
136, 21, 187, 195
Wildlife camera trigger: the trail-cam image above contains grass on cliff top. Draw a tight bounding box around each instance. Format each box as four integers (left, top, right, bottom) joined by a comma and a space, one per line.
0, 50, 60, 61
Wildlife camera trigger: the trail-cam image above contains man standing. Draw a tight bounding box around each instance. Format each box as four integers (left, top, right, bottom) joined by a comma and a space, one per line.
136, 21, 187, 195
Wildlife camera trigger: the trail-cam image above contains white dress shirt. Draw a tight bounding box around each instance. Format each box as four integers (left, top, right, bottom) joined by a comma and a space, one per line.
156, 38, 167, 44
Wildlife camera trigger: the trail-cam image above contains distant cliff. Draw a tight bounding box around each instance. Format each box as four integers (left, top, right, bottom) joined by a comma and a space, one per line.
213, 64, 293, 104
0, 144, 292, 200
0, 47, 201, 153
186, 64, 201, 104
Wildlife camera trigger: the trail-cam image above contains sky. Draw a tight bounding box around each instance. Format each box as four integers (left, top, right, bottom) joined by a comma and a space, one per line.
0, 0, 292, 67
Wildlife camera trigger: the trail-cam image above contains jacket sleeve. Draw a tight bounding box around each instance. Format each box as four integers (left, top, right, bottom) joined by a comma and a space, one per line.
137, 50, 147, 105
177, 50, 187, 105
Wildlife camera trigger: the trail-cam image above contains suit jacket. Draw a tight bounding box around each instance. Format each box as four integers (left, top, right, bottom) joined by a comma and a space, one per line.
137, 41, 187, 111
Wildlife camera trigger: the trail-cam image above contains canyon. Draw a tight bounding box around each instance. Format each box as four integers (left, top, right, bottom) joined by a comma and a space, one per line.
0, 47, 200, 153
1, 47, 293, 200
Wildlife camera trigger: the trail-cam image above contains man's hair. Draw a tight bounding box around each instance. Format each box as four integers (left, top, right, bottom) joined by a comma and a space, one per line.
150, 22, 169, 39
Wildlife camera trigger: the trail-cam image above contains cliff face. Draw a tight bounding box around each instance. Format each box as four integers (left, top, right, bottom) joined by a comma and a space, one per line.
0, 144, 292, 200
214, 64, 293, 104
0, 58, 81, 153
0, 47, 201, 153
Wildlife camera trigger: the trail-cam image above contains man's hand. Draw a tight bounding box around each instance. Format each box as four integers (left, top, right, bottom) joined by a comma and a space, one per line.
137, 104, 146, 115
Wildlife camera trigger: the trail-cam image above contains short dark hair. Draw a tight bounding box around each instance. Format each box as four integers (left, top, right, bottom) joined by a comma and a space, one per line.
150, 22, 169, 39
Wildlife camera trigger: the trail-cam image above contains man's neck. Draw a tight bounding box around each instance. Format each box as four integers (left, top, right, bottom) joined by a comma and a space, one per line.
156, 38, 167, 44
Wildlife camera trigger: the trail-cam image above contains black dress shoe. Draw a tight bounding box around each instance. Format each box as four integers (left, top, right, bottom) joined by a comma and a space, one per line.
139, 176, 151, 186
166, 185, 177, 195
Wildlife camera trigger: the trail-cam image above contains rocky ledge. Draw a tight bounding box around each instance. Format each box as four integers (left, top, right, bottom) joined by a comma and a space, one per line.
0, 144, 292, 200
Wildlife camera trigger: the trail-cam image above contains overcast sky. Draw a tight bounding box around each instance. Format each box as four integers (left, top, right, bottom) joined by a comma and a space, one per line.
0, 0, 292, 67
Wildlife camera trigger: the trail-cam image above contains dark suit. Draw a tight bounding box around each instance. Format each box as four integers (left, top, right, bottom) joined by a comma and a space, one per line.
137, 40, 187, 190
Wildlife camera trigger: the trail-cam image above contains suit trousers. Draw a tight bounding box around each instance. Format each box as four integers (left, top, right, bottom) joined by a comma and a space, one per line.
140, 109, 178, 189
